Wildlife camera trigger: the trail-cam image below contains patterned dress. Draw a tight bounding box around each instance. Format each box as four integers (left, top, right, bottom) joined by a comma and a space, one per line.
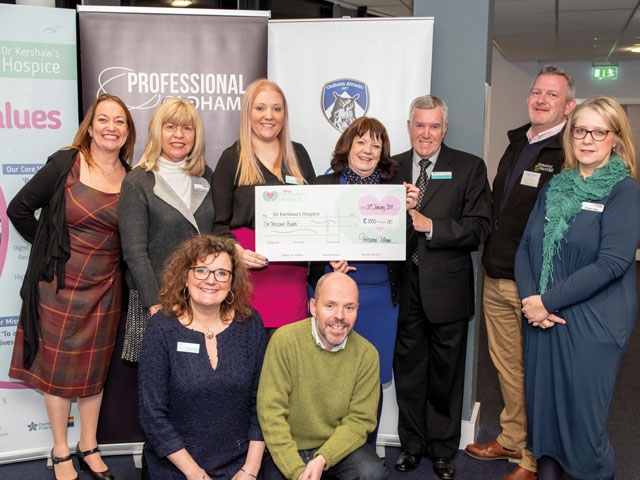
10, 158, 123, 398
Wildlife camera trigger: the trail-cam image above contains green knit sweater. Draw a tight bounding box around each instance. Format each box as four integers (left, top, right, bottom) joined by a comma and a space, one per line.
257, 318, 380, 480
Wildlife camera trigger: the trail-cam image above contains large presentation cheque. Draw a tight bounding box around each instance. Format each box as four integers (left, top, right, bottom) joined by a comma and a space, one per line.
255, 184, 406, 261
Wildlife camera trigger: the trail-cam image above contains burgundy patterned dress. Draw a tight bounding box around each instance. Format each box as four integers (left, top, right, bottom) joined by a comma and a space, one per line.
10, 158, 122, 398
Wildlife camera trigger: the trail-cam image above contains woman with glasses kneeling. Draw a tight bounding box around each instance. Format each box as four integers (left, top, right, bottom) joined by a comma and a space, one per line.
139, 235, 267, 480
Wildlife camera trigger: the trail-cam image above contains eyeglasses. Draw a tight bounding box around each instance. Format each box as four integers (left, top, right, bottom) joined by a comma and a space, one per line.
571, 127, 616, 142
163, 124, 194, 134
189, 267, 232, 282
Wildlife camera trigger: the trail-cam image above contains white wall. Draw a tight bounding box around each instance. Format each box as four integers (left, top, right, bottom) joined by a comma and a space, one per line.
486, 52, 536, 182
487, 49, 640, 183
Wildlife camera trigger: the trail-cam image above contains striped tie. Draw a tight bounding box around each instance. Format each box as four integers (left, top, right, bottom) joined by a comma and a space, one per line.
412, 158, 431, 265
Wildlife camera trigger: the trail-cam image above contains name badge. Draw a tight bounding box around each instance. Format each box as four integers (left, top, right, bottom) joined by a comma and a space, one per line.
177, 342, 200, 354
520, 171, 541, 188
194, 183, 209, 191
431, 171, 452, 180
582, 202, 604, 212
285, 175, 300, 185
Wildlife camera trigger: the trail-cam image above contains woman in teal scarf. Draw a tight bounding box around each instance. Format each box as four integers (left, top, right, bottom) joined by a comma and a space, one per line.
515, 97, 640, 480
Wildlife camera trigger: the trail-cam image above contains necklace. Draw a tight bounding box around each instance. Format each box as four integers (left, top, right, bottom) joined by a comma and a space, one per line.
205, 328, 215, 340
95, 161, 121, 177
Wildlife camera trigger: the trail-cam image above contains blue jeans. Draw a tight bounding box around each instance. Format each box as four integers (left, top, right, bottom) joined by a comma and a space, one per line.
262, 444, 387, 480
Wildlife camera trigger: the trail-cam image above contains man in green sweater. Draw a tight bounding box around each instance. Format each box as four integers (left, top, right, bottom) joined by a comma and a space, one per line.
257, 272, 387, 480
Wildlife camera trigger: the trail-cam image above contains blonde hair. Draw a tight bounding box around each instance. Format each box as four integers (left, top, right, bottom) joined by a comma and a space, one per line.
236, 79, 306, 186
563, 97, 636, 177
136, 98, 206, 176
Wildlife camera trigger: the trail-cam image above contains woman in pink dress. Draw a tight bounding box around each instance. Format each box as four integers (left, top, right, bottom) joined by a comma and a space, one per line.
212, 79, 315, 332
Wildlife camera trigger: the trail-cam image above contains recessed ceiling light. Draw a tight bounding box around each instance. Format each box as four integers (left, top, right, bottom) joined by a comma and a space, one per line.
631, 46, 640, 53
171, 0, 192, 6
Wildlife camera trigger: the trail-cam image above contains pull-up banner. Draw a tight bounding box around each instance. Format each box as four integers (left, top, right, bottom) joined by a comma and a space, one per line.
268, 17, 434, 446
268, 17, 434, 175
75, 5, 268, 453
0, 4, 79, 463
77, 6, 269, 166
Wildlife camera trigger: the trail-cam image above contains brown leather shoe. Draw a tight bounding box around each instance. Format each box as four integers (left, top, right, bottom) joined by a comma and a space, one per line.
503, 465, 537, 480
464, 439, 523, 462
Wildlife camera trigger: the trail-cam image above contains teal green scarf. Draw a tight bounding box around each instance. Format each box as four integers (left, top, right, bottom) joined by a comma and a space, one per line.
540, 155, 629, 293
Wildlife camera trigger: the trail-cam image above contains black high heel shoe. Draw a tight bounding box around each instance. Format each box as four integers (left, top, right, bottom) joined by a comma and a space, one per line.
50, 448, 78, 480
76, 443, 114, 480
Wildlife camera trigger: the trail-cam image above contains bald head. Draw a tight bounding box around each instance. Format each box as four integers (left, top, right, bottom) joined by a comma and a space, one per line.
315, 272, 358, 301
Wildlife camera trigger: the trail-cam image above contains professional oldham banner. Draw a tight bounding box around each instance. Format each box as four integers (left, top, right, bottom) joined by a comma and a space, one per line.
78, 6, 268, 167
268, 17, 433, 175
0, 4, 79, 463
76, 6, 268, 453
268, 17, 433, 448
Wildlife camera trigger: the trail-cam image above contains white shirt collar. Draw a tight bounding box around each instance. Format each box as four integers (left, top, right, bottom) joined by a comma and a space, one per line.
311, 317, 347, 352
526, 121, 566, 144
412, 147, 441, 182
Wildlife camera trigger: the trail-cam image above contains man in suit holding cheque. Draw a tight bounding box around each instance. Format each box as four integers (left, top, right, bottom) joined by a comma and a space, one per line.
393, 94, 491, 480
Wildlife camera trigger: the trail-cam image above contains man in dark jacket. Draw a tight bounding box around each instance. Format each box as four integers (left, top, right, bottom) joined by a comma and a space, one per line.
465, 65, 576, 480
393, 95, 491, 480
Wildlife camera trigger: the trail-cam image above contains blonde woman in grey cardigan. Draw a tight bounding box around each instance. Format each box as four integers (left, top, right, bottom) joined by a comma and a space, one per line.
118, 98, 215, 362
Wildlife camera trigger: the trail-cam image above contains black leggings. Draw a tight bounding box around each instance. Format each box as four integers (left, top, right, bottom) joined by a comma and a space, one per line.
537, 456, 563, 480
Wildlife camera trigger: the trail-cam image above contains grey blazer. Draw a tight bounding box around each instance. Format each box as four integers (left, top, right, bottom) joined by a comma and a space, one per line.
118, 165, 215, 308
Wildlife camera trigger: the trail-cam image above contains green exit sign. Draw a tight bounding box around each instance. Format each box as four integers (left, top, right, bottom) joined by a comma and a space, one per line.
593, 66, 618, 80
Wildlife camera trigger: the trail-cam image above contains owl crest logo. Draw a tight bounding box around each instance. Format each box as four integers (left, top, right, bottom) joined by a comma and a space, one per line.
322, 79, 369, 132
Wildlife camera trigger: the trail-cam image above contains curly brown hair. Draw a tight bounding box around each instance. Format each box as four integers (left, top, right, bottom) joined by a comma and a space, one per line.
330, 117, 397, 180
158, 235, 253, 324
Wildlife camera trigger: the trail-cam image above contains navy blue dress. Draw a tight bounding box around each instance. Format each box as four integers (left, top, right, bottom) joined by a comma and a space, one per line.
138, 310, 267, 479
515, 177, 640, 480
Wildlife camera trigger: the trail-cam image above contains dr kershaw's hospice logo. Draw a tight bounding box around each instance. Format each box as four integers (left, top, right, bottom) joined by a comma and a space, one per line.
322, 79, 369, 132
263, 191, 278, 202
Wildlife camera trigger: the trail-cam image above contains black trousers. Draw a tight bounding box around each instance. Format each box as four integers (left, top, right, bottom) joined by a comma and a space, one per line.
393, 266, 469, 459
